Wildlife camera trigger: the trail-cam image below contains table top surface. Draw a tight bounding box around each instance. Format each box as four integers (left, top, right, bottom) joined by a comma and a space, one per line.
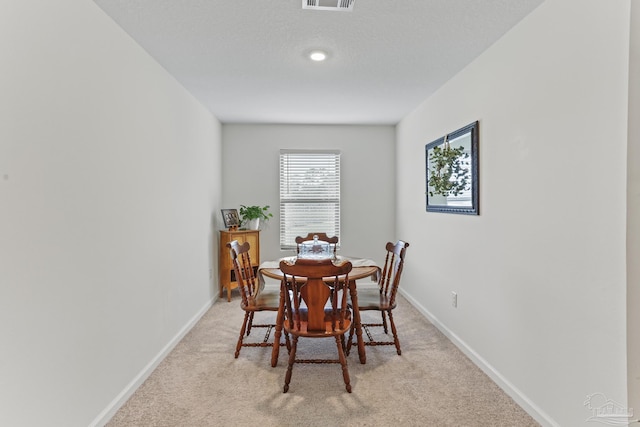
259, 264, 379, 282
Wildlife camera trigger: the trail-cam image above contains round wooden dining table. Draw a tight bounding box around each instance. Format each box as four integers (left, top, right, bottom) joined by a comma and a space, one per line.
259, 262, 379, 367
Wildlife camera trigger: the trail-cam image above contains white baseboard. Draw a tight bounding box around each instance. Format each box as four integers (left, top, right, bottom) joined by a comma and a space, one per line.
398, 289, 559, 427
89, 297, 215, 427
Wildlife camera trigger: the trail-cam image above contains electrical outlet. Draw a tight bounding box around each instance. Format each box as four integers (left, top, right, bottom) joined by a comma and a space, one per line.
451, 291, 458, 308
209, 268, 213, 279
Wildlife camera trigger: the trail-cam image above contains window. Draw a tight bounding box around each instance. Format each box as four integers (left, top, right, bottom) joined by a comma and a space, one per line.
279, 150, 341, 250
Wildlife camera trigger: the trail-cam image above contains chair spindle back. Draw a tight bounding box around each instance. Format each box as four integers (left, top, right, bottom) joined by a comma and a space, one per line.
227, 240, 258, 303
294, 232, 339, 256
379, 240, 409, 307
280, 258, 352, 333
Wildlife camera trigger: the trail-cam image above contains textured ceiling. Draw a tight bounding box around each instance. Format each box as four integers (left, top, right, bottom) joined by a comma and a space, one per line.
93, 0, 544, 125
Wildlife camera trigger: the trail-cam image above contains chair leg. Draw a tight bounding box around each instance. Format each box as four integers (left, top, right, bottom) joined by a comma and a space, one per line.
335, 335, 352, 393
284, 336, 298, 393
284, 330, 291, 354
235, 311, 250, 358
247, 312, 255, 336
387, 310, 401, 355
381, 310, 389, 334
345, 322, 355, 356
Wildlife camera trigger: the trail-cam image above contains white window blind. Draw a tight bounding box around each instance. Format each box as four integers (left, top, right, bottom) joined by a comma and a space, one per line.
279, 150, 341, 250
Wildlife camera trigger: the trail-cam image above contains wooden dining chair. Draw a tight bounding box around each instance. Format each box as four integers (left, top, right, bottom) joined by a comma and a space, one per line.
227, 240, 286, 358
279, 258, 353, 393
295, 232, 338, 256
346, 240, 409, 356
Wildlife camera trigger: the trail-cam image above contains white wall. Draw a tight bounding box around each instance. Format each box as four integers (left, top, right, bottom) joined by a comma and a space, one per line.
397, 1, 630, 426
628, 0, 640, 414
221, 124, 396, 265
0, 1, 222, 426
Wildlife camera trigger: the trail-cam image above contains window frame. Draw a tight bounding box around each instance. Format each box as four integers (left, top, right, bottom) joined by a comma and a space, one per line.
279, 149, 341, 250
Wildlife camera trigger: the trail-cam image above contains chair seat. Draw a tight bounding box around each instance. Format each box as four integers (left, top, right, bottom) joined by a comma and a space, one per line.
242, 289, 280, 311
353, 288, 396, 311
284, 317, 351, 337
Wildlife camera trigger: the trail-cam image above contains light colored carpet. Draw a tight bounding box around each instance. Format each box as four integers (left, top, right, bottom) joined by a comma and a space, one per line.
107, 293, 539, 426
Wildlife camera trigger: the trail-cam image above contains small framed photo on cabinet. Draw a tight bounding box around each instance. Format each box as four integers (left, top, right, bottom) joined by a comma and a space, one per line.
221, 209, 240, 228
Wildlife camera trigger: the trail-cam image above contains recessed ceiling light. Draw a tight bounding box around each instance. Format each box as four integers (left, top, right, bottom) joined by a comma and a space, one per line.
309, 50, 328, 62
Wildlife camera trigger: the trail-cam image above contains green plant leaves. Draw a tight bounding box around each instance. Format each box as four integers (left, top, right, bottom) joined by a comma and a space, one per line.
427, 145, 470, 197
239, 205, 273, 222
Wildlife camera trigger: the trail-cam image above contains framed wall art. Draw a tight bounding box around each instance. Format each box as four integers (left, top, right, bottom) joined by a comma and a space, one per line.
425, 121, 479, 215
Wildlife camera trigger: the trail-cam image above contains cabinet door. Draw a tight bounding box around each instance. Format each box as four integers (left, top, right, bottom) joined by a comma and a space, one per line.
242, 231, 259, 264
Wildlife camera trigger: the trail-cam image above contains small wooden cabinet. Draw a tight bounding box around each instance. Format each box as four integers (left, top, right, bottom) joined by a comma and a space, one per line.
219, 229, 260, 302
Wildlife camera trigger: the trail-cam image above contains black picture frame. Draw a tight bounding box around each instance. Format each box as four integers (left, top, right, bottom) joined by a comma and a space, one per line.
221, 209, 240, 228
425, 121, 479, 215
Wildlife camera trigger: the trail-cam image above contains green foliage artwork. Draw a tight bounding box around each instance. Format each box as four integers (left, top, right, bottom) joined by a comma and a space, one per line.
427, 143, 470, 197
425, 121, 479, 215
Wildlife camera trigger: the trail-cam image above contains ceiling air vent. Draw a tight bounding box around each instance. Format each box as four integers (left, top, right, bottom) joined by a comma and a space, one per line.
303, 0, 355, 12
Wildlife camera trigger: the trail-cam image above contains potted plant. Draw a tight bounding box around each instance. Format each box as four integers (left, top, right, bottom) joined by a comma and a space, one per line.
239, 205, 273, 230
